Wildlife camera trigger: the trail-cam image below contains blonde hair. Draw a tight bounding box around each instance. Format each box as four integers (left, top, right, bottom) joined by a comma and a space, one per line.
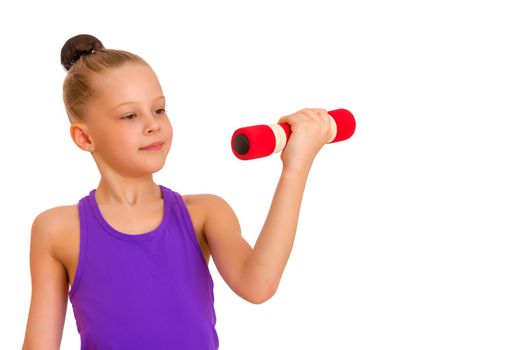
61, 34, 149, 122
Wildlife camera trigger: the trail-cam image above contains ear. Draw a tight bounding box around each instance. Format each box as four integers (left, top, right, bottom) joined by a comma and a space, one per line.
70, 123, 94, 153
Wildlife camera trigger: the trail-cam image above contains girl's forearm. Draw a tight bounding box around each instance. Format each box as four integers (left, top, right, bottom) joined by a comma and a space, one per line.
242, 164, 312, 302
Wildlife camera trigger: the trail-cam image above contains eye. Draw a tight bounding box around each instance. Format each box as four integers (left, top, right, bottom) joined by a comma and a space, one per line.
155, 108, 166, 115
121, 114, 136, 120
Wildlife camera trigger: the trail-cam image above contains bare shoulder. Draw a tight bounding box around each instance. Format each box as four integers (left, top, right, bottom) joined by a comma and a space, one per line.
181, 193, 226, 206
32, 205, 77, 258
180, 194, 224, 230
182, 193, 243, 249
180, 193, 207, 206
181, 193, 235, 223
180, 193, 224, 204
30, 205, 80, 284
179, 194, 238, 243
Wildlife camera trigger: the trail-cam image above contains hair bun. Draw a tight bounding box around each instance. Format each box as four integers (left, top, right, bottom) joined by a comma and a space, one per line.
61, 34, 105, 71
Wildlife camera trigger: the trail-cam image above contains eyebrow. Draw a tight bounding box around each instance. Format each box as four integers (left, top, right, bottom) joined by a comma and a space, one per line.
111, 96, 165, 110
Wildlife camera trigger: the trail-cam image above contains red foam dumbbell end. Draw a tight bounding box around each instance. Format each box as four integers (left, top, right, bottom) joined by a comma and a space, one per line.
328, 108, 356, 143
231, 124, 277, 160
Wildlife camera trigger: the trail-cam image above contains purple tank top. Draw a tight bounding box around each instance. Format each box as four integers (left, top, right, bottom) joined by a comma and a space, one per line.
68, 184, 219, 349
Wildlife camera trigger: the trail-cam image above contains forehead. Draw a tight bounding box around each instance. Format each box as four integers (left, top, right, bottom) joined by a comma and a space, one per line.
92, 63, 163, 108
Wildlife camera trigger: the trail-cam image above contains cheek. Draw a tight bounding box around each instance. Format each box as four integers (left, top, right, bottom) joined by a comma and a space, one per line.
164, 119, 174, 141
106, 127, 139, 150
114, 129, 135, 143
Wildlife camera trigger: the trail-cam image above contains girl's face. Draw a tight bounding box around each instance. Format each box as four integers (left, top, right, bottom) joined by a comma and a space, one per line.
83, 63, 173, 177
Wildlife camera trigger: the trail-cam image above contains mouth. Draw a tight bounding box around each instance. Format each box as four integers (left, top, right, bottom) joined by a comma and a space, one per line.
140, 141, 164, 150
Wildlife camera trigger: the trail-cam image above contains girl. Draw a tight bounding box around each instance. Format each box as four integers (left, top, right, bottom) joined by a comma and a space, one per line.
22, 34, 333, 349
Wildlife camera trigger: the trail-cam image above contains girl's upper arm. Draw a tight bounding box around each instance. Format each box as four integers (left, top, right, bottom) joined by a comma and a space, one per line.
202, 194, 259, 302
22, 209, 69, 350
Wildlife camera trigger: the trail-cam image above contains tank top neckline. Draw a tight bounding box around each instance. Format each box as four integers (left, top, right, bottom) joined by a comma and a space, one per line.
87, 184, 172, 241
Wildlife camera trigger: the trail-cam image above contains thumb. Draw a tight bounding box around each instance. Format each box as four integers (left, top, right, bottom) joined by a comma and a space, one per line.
277, 114, 290, 125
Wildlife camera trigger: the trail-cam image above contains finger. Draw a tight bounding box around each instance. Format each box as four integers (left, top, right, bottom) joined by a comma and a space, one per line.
278, 115, 298, 125
311, 108, 329, 120
302, 108, 325, 124
297, 108, 316, 120
302, 109, 332, 141
278, 109, 307, 124
277, 115, 290, 124
310, 108, 331, 126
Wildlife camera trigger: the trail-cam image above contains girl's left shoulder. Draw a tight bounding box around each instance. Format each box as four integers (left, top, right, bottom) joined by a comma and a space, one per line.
181, 193, 229, 208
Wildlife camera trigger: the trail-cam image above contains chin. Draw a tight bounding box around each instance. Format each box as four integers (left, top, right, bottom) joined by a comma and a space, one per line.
121, 158, 166, 177
143, 159, 168, 173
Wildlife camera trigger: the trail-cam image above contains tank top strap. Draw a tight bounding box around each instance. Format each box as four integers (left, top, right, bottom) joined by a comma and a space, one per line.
69, 194, 89, 300
164, 188, 211, 270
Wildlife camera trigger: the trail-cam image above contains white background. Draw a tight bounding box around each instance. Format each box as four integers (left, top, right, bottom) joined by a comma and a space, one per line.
2, 0, 524, 349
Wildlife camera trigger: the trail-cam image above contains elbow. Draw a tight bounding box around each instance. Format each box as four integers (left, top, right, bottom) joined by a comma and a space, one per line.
246, 283, 278, 305
248, 292, 273, 305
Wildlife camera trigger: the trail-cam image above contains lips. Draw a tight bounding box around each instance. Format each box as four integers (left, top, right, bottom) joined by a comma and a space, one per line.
140, 141, 164, 150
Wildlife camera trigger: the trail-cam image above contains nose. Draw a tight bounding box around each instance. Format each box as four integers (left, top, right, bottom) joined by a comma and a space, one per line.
144, 112, 161, 134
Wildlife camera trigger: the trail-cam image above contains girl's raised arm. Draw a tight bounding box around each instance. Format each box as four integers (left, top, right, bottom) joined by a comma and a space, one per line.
204, 108, 332, 304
